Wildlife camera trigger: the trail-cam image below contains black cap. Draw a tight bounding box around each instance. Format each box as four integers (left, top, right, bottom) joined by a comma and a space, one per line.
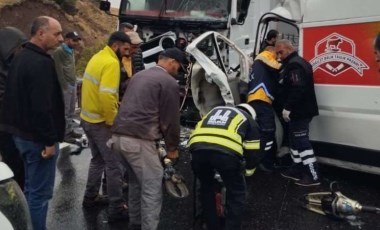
65, 31, 81, 41
160, 47, 189, 72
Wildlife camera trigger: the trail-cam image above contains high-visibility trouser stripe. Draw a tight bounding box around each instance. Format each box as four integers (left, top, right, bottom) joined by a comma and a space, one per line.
299, 149, 317, 165
264, 141, 273, 151
81, 110, 102, 119
303, 157, 316, 165
243, 140, 260, 150
290, 149, 302, 163
188, 135, 243, 155
83, 72, 100, 85
99, 86, 118, 94
191, 128, 242, 144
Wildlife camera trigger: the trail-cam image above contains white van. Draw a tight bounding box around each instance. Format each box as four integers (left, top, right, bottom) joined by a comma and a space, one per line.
247, 0, 380, 174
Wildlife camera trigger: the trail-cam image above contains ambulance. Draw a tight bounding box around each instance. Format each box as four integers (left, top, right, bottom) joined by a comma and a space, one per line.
251, 0, 380, 175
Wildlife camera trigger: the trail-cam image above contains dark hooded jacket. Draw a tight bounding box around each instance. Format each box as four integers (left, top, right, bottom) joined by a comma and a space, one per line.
0, 27, 27, 114
1, 42, 65, 146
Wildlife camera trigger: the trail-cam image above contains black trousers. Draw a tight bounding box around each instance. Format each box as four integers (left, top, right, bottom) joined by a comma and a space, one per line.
191, 150, 246, 230
249, 101, 277, 163
0, 132, 24, 190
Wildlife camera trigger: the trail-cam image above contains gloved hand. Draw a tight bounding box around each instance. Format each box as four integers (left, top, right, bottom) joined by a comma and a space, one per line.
282, 109, 291, 122
245, 168, 256, 177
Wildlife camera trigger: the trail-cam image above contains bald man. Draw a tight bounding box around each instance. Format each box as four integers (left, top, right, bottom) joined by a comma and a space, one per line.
275, 39, 320, 187
0, 16, 65, 230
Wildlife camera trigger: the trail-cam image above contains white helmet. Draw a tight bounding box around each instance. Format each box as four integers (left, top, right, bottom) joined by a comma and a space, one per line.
236, 103, 256, 120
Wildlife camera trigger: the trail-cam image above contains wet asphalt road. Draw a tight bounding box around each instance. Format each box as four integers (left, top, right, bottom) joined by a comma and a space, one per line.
47, 128, 380, 230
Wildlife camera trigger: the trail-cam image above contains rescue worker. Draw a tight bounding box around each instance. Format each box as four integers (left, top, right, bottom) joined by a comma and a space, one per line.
275, 39, 320, 186
247, 46, 281, 172
188, 104, 260, 230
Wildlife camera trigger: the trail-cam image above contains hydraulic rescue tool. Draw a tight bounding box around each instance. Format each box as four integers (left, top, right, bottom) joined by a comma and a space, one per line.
159, 146, 189, 199
303, 182, 380, 219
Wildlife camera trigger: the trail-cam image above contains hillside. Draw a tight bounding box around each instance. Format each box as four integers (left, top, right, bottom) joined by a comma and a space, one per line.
0, 0, 118, 75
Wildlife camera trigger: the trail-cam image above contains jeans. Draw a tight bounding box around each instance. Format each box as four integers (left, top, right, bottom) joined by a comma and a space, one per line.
192, 150, 246, 230
13, 136, 59, 230
0, 132, 24, 189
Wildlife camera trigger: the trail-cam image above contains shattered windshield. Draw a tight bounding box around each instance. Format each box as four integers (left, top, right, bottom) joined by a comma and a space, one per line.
120, 0, 229, 21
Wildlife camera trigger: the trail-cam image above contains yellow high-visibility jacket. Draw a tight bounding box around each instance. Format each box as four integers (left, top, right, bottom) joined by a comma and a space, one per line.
80, 46, 120, 125
188, 106, 261, 169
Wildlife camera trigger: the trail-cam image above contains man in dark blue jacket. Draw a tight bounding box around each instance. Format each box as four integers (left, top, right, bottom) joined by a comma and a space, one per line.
275, 39, 320, 186
247, 46, 281, 172
1, 16, 65, 230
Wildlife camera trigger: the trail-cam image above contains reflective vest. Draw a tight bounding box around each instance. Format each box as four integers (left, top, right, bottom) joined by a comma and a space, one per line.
188, 106, 260, 157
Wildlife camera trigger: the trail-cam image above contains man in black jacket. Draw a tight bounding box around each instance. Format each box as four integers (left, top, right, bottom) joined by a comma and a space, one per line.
1, 16, 65, 230
275, 39, 320, 186
0, 27, 27, 189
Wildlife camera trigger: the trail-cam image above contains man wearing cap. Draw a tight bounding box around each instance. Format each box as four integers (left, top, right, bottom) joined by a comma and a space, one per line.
120, 31, 144, 98
120, 22, 136, 32
80, 31, 131, 221
53, 31, 82, 142
110, 47, 188, 230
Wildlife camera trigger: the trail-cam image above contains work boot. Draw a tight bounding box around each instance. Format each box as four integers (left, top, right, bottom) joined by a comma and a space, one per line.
258, 162, 275, 172
295, 162, 320, 186
280, 163, 303, 181
82, 194, 109, 208
295, 174, 321, 186
257, 154, 277, 172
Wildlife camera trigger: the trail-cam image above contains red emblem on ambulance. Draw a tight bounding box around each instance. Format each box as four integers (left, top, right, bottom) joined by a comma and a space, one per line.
309, 33, 368, 77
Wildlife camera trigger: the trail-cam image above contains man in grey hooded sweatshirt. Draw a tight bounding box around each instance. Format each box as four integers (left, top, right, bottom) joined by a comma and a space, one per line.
0, 27, 28, 189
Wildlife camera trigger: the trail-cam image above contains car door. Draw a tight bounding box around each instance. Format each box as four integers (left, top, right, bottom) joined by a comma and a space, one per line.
186, 31, 250, 116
